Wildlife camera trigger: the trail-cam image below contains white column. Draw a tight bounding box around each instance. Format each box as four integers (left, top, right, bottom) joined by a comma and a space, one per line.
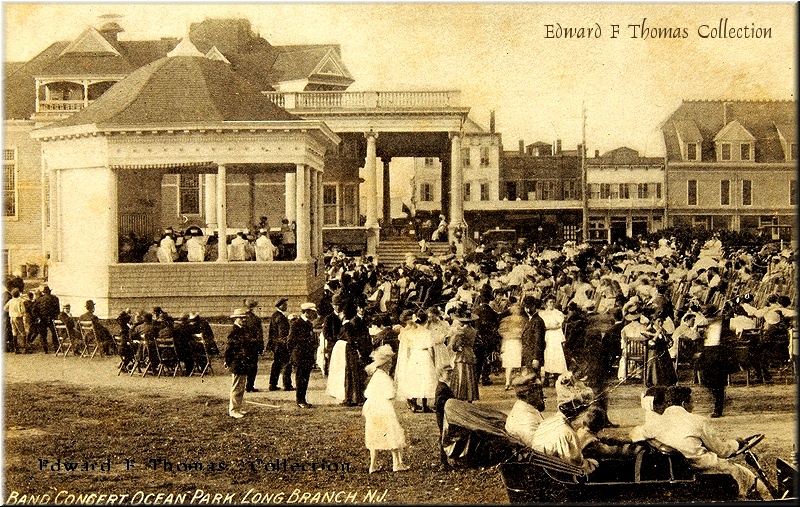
295, 164, 310, 262
216, 164, 228, 262
55, 167, 62, 262
364, 132, 379, 228
285, 172, 297, 223
107, 168, 119, 264
449, 133, 464, 238
204, 174, 217, 229
364, 132, 380, 255
309, 169, 318, 258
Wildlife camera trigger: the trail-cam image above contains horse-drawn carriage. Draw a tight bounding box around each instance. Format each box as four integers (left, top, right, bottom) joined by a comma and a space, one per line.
441, 399, 797, 503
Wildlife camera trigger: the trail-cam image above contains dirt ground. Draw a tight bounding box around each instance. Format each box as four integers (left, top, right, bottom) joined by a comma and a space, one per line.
2, 352, 797, 504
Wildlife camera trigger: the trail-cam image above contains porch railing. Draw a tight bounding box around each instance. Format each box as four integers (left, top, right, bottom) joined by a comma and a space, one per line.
262, 91, 461, 110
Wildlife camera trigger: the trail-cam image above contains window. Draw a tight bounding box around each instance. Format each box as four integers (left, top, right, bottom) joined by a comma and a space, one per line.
600, 183, 611, 199
655, 183, 662, 199
505, 181, 517, 201
740, 143, 751, 161
342, 184, 357, 226
791, 180, 797, 206
720, 143, 731, 161
637, 183, 648, 199
464, 182, 471, 201
424, 157, 436, 166
720, 180, 730, 205
687, 143, 698, 161
178, 174, 200, 215
419, 183, 433, 202
480, 147, 490, 167
4, 148, 17, 217
323, 185, 338, 225
742, 180, 752, 206
687, 179, 697, 205
618, 184, 629, 199
461, 147, 471, 167
480, 183, 490, 201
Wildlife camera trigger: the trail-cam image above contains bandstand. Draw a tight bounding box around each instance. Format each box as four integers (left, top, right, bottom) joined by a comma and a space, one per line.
33, 46, 339, 318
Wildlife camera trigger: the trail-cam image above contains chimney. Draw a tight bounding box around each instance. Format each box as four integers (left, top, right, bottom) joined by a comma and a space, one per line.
556, 139, 562, 154
490, 111, 495, 133
519, 140, 525, 154
595, 149, 600, 158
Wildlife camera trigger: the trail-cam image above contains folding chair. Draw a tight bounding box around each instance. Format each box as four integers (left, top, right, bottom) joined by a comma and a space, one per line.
130, 333, 154, 377
189, 333, 215, 378
113, 334, 134, 375
78, 321, 100, 358
625, 338, 648, 386
155, 335, 182, 378
53, 319, 73, 357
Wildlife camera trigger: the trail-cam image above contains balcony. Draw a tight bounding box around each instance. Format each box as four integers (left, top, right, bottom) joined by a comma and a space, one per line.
38, 100, 93, 113
262, 91, 461, 110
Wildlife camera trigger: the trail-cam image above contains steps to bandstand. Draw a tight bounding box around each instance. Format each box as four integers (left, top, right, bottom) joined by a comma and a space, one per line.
375, 240, 451, 267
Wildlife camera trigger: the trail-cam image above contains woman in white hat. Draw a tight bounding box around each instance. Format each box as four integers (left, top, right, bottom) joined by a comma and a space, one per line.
363, 344, 409, 473
539, 296, 568, 386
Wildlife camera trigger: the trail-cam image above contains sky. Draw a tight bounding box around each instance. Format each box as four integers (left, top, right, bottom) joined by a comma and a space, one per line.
2, 2, 796, 157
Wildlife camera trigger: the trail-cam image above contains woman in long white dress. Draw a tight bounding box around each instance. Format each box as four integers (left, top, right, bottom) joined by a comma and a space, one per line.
499, 303, 527, 389
398, 311, 437, 412
393, 311, 415, 411
539, 296, 567, 386
426, 306, 453, 373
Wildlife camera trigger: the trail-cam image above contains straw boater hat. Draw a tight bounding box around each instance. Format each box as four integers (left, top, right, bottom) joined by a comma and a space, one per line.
300, 302, 317, 312
624, 304, 642, 321
230, 308, 248, 319
368, 344, 395, 369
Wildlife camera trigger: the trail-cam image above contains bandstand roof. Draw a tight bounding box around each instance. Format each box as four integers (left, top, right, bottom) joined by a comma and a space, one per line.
51, 55, 298, 129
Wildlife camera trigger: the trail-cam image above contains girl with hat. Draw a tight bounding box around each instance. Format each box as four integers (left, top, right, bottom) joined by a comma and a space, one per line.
448, 306, 480, 402
363, 344, 409, 473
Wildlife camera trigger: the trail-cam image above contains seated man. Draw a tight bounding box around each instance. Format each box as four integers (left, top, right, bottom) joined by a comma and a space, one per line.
504, 372, 545, 448
629, 385, 771, 500
78, 300, 114, 355
531, 372, 599, 474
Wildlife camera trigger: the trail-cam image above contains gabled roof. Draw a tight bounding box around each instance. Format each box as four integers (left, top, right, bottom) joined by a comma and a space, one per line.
4, 41, 69, 119
661, 100, 796, 162
205, 46, 230, 64
713, 119, 755, 142
267, 45, 354, 86
48, 55, 297, 129
673, 120, 703, 143
462, 117, 487, 133
774, 123, 796, 144
59, 26, 122, 57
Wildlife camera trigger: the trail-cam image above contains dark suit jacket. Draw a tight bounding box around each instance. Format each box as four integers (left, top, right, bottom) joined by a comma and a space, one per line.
288, 317, 317, 368
268, 310, 290, 351
521, 312, 546, 367
225, 324, 257, 375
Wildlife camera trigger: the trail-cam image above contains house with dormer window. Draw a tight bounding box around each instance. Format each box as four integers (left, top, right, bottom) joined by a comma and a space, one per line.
662, 100, 796, 240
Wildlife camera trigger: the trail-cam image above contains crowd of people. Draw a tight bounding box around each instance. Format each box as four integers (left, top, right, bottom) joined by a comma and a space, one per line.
4, 230, 795, 497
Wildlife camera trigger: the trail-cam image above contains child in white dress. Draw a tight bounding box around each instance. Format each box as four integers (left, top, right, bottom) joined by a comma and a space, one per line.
363, 344, 410, 473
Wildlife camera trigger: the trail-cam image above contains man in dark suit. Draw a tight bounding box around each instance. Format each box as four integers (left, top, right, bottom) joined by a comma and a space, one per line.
268, 297, 293, 391
242, 299, 265, 392
521, 296, 546, 377
288, 303, 318, 408
34, 285, 60, 353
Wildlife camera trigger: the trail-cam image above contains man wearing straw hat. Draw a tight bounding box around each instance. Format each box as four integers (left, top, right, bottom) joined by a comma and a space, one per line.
224, 308, 255, 419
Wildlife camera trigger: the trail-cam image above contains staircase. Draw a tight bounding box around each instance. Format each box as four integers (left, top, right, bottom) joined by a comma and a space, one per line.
375, 239, 452, 267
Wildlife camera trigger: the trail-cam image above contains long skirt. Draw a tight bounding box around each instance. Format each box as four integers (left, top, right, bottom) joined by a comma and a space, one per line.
400, 348, 437, 399
451, 361, 479, 402
363, 398, 406, 450
501, 338, 522, 368
543, 329, 568, 374
327, 340, 348, 401
344, 345, 366, 405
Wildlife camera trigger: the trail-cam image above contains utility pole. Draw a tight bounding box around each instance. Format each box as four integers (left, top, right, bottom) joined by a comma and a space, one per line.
581, 102, 588, 243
